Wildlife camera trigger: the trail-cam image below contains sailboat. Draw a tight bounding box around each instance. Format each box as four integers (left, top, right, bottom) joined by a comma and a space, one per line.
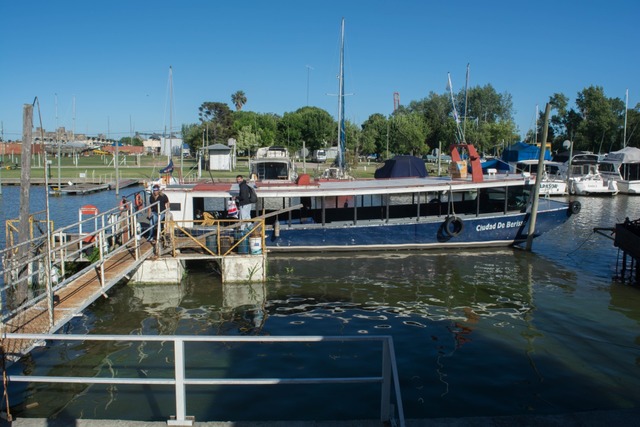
143, 67, 180, 192
321, 18, 349, 180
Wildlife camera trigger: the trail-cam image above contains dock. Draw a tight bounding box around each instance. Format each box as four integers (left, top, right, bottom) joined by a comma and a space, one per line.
48, 178, 139, 195
1, 204, 266, 362
595, 216, 640, 284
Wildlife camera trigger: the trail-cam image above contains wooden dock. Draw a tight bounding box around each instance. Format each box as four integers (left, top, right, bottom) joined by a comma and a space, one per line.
48, 179, 139, 195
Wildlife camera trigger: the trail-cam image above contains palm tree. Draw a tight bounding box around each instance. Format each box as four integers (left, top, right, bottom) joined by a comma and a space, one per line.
231, 90, 247, 111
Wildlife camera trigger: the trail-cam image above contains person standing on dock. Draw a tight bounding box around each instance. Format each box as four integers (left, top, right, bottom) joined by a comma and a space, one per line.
234, 175, 254, 229
147, 184, 169, 243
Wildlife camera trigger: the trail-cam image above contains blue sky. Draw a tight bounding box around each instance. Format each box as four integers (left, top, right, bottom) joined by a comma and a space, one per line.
1, 1, 638, 143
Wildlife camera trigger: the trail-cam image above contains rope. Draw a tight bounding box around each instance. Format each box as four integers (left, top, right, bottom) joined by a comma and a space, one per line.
1, 346, 12, 422
448, 185, 456, 217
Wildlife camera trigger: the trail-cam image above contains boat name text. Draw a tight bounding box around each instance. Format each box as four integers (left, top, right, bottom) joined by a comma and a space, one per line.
476, 220, 524, 232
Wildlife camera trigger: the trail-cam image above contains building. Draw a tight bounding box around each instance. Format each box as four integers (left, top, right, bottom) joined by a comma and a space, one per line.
203, 143, 232, 171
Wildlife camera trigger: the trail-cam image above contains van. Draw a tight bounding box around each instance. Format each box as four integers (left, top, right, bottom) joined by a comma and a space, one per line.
312, 149, 327, 163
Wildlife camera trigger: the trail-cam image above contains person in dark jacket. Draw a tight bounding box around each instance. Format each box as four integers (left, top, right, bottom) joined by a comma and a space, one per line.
147, 184, 169, 243
234, 175, 253, 227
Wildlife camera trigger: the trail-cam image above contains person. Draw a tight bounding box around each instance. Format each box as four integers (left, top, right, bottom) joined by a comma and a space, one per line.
234, 175, 253, 227
134, 193, 144, 212
119, 196, 129, 212
147, 184, 169, 243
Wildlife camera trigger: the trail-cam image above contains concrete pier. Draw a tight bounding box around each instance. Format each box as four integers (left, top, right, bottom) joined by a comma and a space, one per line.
219, 254, 266, 283
131, 253, 266, 284
131, 257, 185, 284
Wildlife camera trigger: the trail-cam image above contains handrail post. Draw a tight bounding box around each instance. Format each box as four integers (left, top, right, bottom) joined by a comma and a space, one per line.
169, 337, 193, 426
97, 231, 105, 288
380, 338, 391, 422
131, 207, 140, 260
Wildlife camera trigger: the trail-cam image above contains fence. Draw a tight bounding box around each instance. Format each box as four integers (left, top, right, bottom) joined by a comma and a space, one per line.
0, 201, 159, 329
3, 333, 405, 426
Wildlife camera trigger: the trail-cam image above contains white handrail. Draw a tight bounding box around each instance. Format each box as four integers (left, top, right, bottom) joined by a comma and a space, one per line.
4, 333, 405, 427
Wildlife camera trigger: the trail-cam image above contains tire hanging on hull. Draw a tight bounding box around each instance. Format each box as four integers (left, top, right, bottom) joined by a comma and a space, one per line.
443, 215, 464, 237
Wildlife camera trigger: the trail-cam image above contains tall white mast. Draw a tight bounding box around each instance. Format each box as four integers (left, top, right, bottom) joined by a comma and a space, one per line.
337, 18, 345, 172
623, 89, 628, 148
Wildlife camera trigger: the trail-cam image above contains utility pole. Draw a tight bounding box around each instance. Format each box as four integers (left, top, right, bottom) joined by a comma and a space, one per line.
306, 65, 314, 106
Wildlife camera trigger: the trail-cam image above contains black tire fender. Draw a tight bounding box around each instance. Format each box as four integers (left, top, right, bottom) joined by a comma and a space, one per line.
443, 216, 464, 237
568, 201, 581, 216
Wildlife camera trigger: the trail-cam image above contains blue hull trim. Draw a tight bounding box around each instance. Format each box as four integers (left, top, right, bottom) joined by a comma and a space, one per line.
266, 208, 571, 252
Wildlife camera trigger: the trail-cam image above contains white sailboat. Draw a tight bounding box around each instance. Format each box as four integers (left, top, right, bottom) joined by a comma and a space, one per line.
321, 18, 350, 180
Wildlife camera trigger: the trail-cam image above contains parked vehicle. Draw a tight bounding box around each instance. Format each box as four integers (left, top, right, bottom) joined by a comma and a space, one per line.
311, 149, 327, 163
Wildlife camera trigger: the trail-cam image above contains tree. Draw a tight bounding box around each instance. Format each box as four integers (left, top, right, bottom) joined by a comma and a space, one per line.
118, 136, 143, 146
277, 107, 334, 152
388, 112, 429, 156
625, 104, 640, 148
361, 113, 388, 157
231, 91, 247, 111
232, 111, 279, 155
574, 86, 622, 152
343, 120, 362, 162
198, 102, 233, 145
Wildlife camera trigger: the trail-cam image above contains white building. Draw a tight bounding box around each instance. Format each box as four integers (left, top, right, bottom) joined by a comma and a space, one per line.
204, 143, 232, 171
161, 136, 183, 156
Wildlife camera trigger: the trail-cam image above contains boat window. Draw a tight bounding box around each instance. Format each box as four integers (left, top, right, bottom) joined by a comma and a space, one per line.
203, 197, 226, 211
622, 163, 640, 180
599, 162, 616, 173
252, 161, 290, 180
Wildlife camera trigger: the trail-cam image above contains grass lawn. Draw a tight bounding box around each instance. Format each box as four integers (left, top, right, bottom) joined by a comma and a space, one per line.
0, 154, 443, 181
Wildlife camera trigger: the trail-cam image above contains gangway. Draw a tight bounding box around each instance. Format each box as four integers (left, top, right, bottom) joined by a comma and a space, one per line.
2, 201, 269, 362
1, 203, 156, 361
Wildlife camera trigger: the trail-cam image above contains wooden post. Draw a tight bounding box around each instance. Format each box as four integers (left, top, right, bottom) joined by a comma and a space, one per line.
526, 103, 551, 251
14, 104, 34, 305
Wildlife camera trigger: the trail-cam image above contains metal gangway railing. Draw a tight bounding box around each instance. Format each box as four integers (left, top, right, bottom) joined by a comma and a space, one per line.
0, 201, 160, 338
3, 333, 405, 426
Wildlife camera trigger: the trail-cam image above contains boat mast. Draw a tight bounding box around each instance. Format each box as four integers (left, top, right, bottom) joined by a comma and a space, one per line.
55, 93, 61, 192
623, 88, 628, 148
337, 18, 345, 172
170, 66, 181, 180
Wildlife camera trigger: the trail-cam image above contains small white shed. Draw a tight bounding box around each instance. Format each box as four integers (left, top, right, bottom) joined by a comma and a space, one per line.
205, 143, 232, 171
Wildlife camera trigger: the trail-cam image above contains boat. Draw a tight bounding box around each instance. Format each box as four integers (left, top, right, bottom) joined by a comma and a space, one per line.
512, 159, 568, 196
249, 146, 298, 183
599, 146, 640, 194
143, 158, 179, 192
480, 142, 567, 196
160, 20, 578, 252
161, 142, 580, 252
554, 152, 619, 196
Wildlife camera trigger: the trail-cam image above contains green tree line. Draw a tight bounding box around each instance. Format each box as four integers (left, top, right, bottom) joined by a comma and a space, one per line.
180, 87, 639, 163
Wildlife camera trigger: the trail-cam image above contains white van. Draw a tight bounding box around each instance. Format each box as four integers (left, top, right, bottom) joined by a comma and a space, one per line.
312, 149, 327, 163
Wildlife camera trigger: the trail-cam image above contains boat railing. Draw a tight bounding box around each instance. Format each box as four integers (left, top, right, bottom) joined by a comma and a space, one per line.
163, 216, 265, 257
3, 333, 405, 427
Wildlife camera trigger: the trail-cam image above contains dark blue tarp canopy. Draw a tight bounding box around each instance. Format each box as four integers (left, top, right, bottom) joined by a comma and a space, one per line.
501, 142, 551, 163
374, 155, 428, 178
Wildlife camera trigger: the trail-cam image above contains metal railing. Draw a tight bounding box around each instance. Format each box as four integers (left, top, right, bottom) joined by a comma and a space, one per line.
165, 217, 266, 257
3, 333, 405, 426
0, 202, 157, 329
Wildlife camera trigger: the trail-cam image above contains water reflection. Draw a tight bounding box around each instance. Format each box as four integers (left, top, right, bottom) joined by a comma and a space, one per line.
7, 244, 640, 421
